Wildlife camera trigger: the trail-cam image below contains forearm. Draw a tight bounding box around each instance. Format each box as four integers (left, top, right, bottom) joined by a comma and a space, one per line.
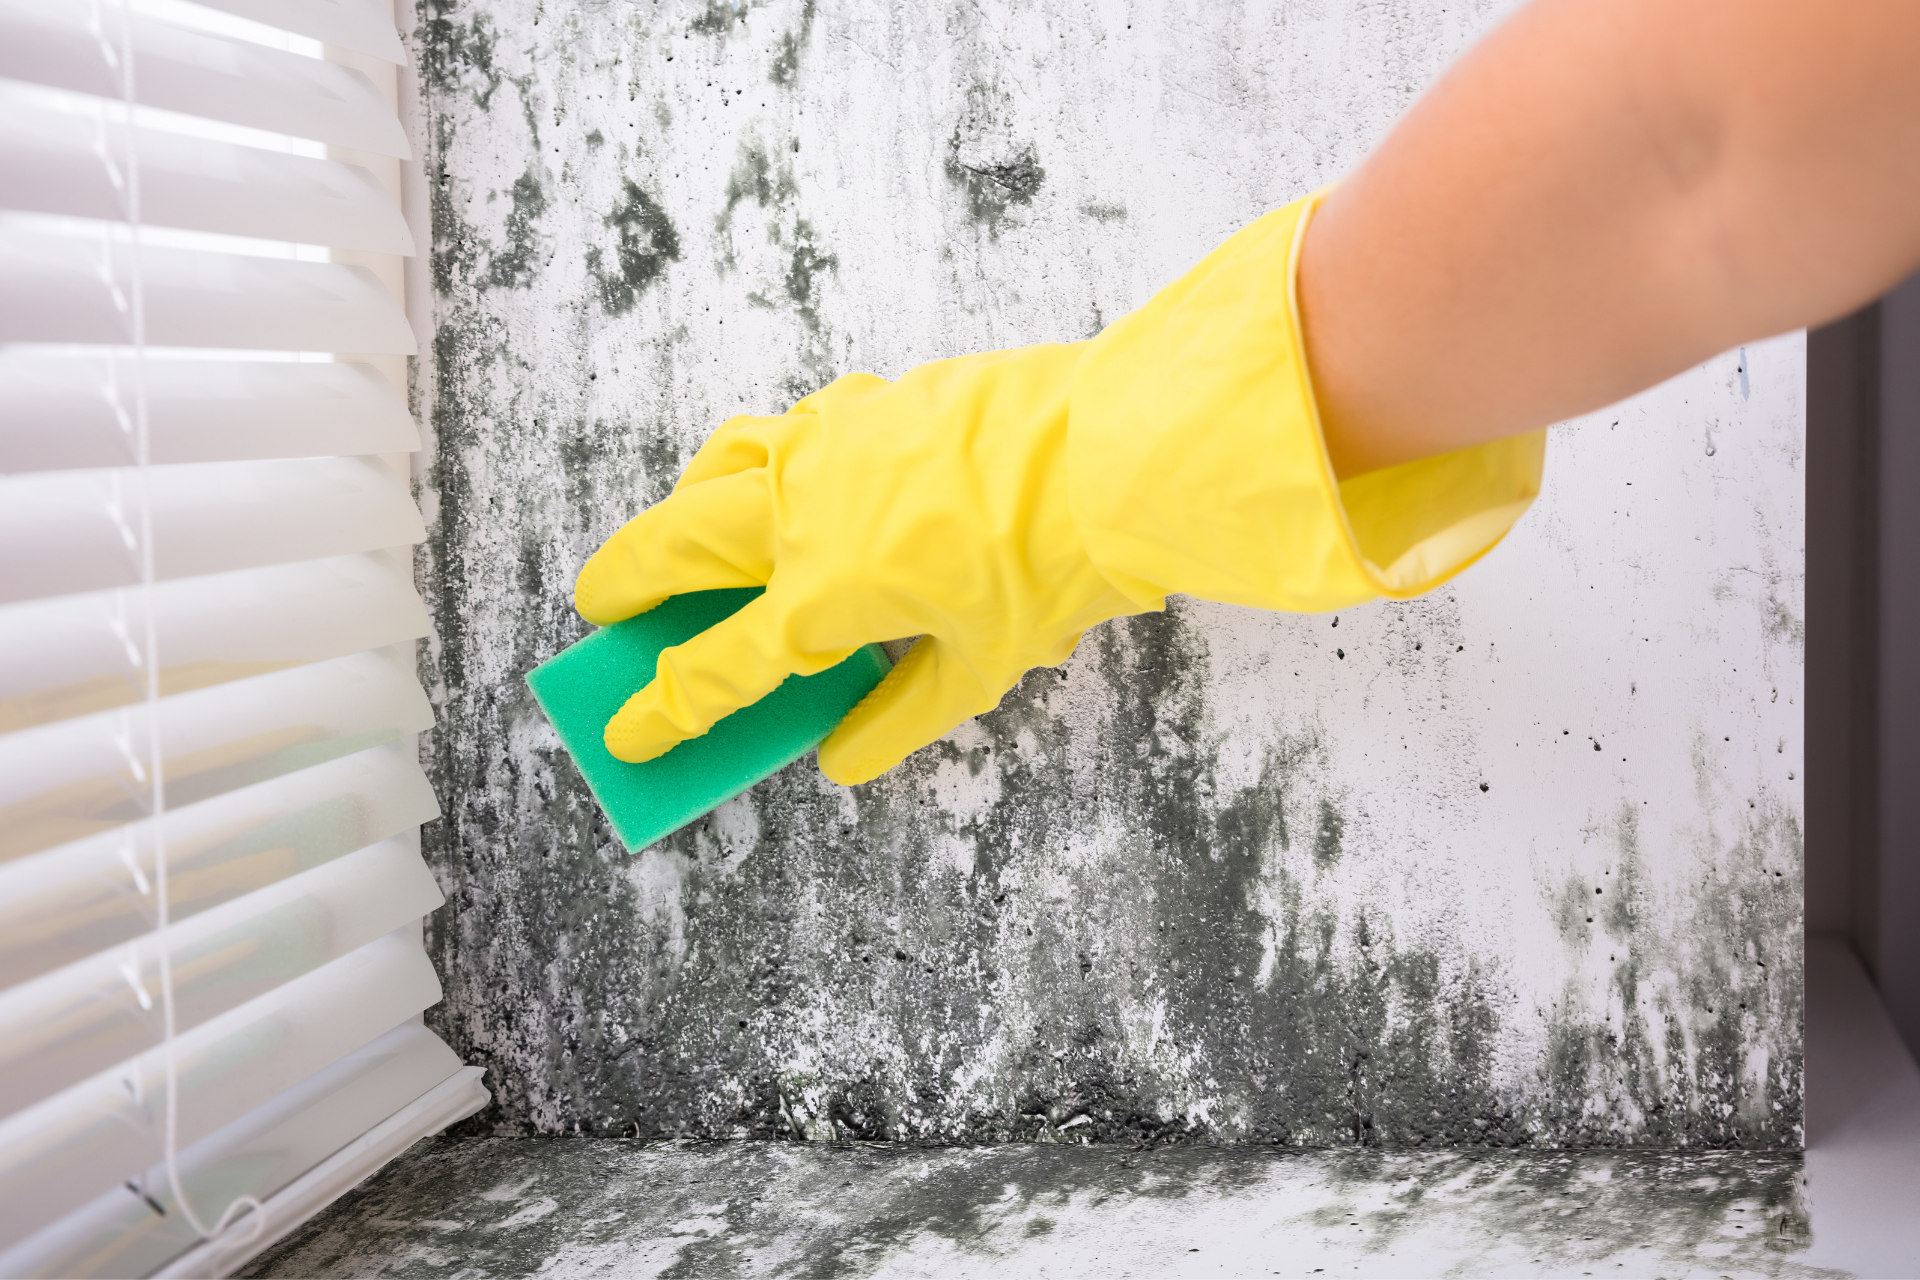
1300, 0, 1920, 479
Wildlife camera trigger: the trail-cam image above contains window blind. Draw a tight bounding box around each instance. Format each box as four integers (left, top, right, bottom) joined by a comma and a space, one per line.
0, 2, 485, 1276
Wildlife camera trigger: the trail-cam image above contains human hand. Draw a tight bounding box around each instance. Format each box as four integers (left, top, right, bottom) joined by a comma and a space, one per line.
575, 192, 1545, 786
573, 342, 1142, 785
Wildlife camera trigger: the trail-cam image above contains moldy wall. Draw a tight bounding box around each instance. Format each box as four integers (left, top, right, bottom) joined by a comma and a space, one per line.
406, 0, 1806, 1148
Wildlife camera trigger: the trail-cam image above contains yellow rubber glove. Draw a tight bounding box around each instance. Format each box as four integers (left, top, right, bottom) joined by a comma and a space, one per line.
575, 191, 1545, 785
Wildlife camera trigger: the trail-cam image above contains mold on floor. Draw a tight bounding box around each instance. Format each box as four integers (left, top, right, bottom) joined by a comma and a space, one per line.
406, 0, 1806, 1147
242, 1136, 1832, 1278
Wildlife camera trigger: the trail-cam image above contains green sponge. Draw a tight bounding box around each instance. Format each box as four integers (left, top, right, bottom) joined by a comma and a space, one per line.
525, 588, 891, 852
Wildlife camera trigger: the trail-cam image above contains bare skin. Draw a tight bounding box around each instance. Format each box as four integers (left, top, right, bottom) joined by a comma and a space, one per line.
1301, 0, 1920, 480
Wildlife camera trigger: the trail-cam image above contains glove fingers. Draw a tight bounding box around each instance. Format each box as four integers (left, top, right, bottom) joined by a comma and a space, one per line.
817, 638, 1009, 786
677, 414, 797, 490
575, 470, 773, 626
604, 591, 810, 763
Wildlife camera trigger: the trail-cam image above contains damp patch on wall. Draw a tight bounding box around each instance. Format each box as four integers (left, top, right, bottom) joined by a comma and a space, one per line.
407, 0, 1805, 1148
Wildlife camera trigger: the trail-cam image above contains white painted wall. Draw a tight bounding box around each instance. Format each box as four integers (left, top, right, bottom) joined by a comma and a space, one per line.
414, 0, 1803, 1145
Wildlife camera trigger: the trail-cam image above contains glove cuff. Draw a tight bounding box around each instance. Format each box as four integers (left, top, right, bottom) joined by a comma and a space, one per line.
1065, 189, 1545, 613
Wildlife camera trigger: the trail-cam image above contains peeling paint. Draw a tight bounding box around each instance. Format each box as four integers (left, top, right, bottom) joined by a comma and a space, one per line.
407, 0, 1804, 1151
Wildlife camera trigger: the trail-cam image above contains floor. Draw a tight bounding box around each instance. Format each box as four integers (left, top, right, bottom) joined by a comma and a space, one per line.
238, 941, 1920, 1280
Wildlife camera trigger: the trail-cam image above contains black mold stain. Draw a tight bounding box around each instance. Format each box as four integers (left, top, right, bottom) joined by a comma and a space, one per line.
413, 0, 656, 1138
690, 0, 748, 37
589, 179, 682, 316
717, 138, 838, 400
767, 0, 814, 86
1539, 801, 1803, 1147
782, 220, 836, 322
717, 139, 795, 253
945, 81, 1045, 236
945, 141, 1045, 232
485, 167, 548, 289
408, 0, 1803, 1155
418, 2, 502, 300
1766, 595, 1806, 654
1312, 798, 1344, 868
1071, 611, 1514, 1149
242, 1137, 1825, 1280
434, 601, 1517, 1148
633, 426, 685, 509
417, 0, 503, 112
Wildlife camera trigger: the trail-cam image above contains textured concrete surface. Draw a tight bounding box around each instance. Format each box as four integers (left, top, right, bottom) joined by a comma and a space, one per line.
408, 0, 1806, 1146
242, 1136, 1832, 1278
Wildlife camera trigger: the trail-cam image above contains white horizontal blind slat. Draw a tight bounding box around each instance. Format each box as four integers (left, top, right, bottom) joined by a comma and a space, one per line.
0, 456, 426, 605
0, 93, 414, 254
0, 837, 443, 1119
0, 0, 467, 1265
0, 228, 417, 352
0, 646, 434, 863
0, 1022, 464, 1280
0, 759, 438, 989
0, 2, 411, 157
0, 355, 419, 473
0, 549, 428, 733
193, 0, 407, 65
0, 930, 443, 1233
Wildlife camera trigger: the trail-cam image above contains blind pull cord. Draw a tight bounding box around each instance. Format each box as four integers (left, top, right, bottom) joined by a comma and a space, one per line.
93, 0, 269, 1248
